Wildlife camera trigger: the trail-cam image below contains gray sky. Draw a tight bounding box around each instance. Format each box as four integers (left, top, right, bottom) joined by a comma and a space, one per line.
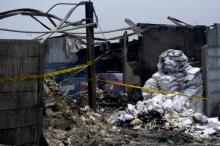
0, 0, 220, 39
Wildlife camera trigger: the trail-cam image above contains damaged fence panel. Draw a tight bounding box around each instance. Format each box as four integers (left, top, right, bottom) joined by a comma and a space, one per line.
0, 40, 43, 145
205, 24, 220, 117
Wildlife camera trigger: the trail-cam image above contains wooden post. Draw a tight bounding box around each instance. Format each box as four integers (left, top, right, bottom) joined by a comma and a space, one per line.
122, 31, 128, 93
202, 45, 207, 114
85, 1, 96, 109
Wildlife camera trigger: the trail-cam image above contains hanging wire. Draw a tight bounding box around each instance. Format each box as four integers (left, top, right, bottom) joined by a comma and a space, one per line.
29, 15, 52, 30
0, 2, 142, 43
40, 2, 87, 43
0, 8, 85, 28
0, 23, 96, 34
33, 19, 86, 40
46, 3, 80, 13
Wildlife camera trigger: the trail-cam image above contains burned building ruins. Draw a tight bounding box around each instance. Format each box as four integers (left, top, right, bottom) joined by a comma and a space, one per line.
0, 1, 220, 146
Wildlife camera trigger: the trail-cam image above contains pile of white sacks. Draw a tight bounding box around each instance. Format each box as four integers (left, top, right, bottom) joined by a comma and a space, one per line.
112, 49, 220, 138
142, 49, 203, 112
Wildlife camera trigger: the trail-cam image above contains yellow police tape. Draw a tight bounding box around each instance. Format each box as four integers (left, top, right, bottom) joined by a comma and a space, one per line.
100, 80, 207, 100
0, 61, 207, 100
0, 63, 89, 84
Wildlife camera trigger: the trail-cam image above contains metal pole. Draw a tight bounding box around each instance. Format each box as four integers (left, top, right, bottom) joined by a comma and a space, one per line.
85, 1, 96, 109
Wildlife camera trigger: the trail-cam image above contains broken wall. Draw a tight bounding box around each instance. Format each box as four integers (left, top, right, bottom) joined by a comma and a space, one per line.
204, 24, 220, 117
137, 23, 206, 85
123, 23, 207, 111
44, 36, 123, 95
44, 36, 80, 73
122, 37, 141, 92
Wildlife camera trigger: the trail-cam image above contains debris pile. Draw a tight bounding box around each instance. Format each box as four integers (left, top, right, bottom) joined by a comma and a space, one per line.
142, 49, 203, 112
43, 79, 132, 145
43, 78, 220, 145
72, 89, 129, 107
111, 93, 220, 138
43, 78, 74, 145
112, 49, 220, 139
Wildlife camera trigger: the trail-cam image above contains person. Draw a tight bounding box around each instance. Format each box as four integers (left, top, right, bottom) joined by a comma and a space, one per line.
98, 74, 106, 90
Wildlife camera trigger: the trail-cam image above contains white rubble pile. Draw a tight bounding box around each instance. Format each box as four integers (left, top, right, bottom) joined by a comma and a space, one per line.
111, 49, 220, 139
112, 93, 220, 138
142, 49, 203, 112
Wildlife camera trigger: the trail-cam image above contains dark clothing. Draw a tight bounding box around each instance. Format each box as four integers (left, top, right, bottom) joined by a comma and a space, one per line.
98, 76, 106, 90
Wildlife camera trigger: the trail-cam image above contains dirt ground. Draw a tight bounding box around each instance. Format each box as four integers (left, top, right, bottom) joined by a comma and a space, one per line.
43, 82, 220, 146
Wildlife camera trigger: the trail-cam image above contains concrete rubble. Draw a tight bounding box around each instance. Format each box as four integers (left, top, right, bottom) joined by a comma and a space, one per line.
42, 78, 220, 145
111, 49, 220, 139
111, 93, 220, 139
43, 78, 74, 146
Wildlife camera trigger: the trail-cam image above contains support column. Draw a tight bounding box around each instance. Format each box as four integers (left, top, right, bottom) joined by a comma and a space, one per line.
85, 1, 96, 109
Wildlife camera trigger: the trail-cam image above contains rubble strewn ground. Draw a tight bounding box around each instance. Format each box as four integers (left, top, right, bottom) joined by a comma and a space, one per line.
43, 78, 220, 146
42, 50, 220, 146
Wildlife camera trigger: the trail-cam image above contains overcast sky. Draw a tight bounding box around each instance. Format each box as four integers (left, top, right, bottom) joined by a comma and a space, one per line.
0, 0, 220, 39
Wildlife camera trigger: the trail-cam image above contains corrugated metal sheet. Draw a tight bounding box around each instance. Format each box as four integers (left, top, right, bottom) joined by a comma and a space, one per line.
45, 37, 80, 64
